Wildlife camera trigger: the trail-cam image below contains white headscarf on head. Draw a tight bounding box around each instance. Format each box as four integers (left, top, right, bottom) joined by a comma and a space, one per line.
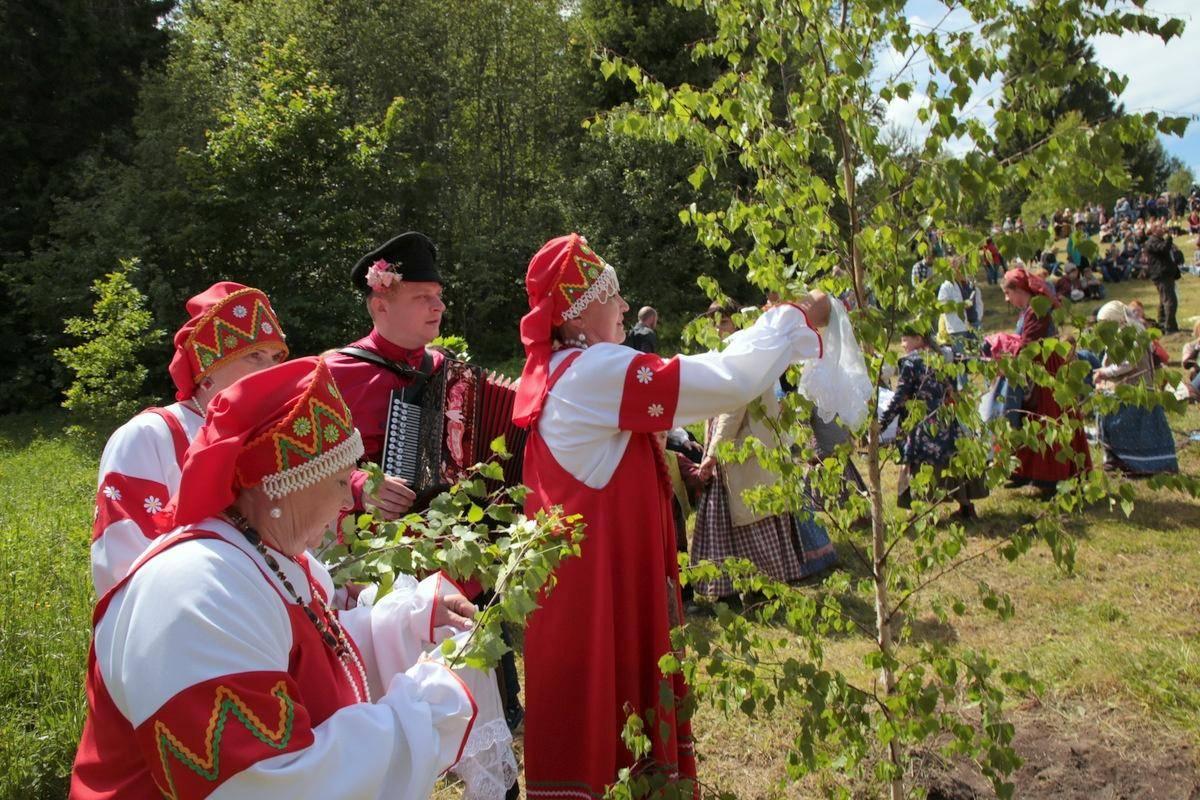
798, 298, 872, 428
1097, 300, 1141, 329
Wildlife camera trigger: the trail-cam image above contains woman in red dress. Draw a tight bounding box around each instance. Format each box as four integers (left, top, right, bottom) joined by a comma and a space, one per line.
1000, 267, 1092, 489
512, 234, 868, 799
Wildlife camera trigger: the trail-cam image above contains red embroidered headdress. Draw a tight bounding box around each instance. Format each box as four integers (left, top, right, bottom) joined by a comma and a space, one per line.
168, 282, 289, 401
512, 233, 620, 429
161, 357, 364, 530
1002, 267, 1060, 308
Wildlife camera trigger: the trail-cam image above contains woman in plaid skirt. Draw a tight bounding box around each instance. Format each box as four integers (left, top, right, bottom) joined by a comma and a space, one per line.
691, 305, 838, 601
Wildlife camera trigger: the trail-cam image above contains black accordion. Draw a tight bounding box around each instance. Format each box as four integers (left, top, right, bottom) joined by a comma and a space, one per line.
381, 359, 527, 500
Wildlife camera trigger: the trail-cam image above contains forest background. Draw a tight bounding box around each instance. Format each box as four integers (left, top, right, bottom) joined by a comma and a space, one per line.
1, 0, 1189, 416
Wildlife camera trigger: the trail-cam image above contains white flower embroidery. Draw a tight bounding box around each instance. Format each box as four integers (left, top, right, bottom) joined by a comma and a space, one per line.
647, 403, 664, 418
232, 304, 248, 319
261, 321, 274, 335
102, 485, 122, 501
636, 366, 654, 384
143, 495, 163, 514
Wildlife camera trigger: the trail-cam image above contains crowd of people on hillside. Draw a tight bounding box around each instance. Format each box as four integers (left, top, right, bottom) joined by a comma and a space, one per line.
70, 204, 1190, 799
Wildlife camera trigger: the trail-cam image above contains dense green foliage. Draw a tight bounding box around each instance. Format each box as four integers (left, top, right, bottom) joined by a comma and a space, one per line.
5, 0, 753, 411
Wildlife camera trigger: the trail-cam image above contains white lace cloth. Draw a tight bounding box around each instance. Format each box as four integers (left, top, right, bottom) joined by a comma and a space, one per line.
433, 630, 518, 800
452, 717, 518, 800
798, 299, 872, 428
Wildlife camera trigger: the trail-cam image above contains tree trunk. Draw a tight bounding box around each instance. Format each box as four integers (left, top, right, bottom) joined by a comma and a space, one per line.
866, 418, 902, 800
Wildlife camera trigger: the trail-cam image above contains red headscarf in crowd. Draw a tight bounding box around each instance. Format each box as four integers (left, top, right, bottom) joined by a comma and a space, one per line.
512, 234, 620, 428
159, 357, 363, 530
168, 282, 289, 401
1002, 267, 1060, 308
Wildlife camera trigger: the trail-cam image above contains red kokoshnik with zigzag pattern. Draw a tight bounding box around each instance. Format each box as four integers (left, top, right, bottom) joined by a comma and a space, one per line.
513, 233, 620, 429
168, 282, 289, 401
158, 357, 364, 531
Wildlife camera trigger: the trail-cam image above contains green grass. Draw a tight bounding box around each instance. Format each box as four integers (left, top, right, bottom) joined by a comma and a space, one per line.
0, 415, 97, 800
685, 268, 1200, 797
2, 269, 1199, 799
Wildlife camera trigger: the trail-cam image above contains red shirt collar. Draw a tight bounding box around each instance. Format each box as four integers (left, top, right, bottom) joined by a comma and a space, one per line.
366, 328, 427, 369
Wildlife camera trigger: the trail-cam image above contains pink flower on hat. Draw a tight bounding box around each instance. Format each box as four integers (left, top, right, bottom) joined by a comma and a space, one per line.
366, 259, 401, 290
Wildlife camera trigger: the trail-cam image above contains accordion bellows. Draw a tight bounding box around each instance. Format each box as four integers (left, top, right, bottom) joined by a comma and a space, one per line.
382, 360, 527, 500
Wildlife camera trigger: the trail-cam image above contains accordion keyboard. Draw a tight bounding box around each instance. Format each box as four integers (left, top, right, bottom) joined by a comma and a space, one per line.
382, 396, 422, 485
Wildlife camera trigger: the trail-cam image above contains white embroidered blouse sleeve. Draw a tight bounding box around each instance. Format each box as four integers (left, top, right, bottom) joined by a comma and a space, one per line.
97, 541, 476, 800
91, 413, 180, 596
339, 573, 461, 693
542, 304, 821, 434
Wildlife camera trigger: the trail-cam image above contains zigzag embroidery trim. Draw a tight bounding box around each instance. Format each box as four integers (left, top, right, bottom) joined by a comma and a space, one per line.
561, 265, 620, 321
154, 680, 297, 800
191, 296, 278, 372
273, 397, 354, 468
262, 428, 364, 500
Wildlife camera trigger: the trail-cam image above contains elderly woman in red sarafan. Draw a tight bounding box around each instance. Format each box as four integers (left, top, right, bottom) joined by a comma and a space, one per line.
512, 234, 869, 799
71, 357, 516, 800
999, 267, 1092, 490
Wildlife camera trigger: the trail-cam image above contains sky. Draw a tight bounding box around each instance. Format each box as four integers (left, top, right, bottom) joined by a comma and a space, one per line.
882, 0, 1200, 172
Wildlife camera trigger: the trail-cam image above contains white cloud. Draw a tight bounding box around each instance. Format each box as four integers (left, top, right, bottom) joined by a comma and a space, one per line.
1093, 0, 1200, 118
1092, 0, 1200, 168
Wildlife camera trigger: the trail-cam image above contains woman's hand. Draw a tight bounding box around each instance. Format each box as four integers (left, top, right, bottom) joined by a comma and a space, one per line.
435, 593, 476, 631
793, 290, 832, 328
698, 455, 717, 483
369, 475, 417, 520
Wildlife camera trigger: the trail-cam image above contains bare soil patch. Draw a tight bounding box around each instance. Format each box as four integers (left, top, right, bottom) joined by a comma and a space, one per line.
921, 707, 1199, 800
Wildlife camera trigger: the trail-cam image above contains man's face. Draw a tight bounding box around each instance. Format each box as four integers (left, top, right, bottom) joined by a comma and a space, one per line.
370, 281, 445, 348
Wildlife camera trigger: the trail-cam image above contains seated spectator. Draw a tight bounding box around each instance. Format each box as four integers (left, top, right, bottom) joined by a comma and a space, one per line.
1188, 209, 1200, 235
1039, 249, 1059, 275
1080, 266, 1105, 300
1029, 266, 1058, 299
1055, 263, 1086, 302
1182, 322, 1200, 401
1098, 243, 1126, 283
1128, 299, 1153, 328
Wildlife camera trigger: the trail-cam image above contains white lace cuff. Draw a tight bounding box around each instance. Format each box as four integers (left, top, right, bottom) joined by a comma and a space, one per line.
798, 299, 872, 428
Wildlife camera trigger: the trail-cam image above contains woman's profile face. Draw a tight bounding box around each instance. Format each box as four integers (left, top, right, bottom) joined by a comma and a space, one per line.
578, 291, 630, 345
1002, 284, 1031, 310
279, 466, 355, 551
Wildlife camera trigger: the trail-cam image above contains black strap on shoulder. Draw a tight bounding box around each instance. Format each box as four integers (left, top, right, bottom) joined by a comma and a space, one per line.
338, 347, 435, 388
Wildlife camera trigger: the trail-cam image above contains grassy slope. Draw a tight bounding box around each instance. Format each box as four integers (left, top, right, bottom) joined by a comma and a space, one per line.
1, 262, 1198, 800
690, 246, 1200, 797
0, 417, 96, 799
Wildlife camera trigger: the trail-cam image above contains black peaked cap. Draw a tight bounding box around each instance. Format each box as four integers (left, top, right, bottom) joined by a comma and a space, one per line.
351, 232, 441, 293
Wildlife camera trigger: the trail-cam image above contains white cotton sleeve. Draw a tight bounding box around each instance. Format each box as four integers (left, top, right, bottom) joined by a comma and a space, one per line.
673, 304, 822, 425
95, 539, 294, 726
209, 660, 477, 800
91, 414, 182, 596
340, 573, 462, 694
538, 305, 823, 489
344, 590, 517, 800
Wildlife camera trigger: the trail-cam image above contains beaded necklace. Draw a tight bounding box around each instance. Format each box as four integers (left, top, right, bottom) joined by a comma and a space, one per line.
183, 397, 206, 420
224, 512, 370, 703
